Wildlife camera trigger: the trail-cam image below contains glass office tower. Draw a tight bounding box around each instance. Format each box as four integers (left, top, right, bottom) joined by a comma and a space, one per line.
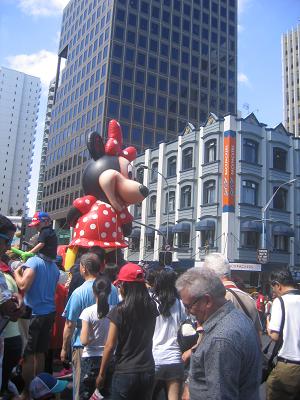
42, 0, 237, 222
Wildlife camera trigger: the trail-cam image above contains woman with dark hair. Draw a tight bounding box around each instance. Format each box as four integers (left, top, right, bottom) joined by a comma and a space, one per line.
79, 274, 112, 399
152, 269, 186, 400
96, 263, 158, 400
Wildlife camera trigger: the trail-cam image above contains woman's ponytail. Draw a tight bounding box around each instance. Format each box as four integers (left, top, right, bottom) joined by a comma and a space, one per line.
93, 274, 112, 319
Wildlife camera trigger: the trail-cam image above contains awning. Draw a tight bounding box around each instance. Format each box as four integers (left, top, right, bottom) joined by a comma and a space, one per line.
240, 221, 262, 233
128, 228, 141, 238
195, 219, 215, 231
145, 227, 155, 236
273, 225, 294, 237
172, 223, 190, 233
158, 226, 174, 235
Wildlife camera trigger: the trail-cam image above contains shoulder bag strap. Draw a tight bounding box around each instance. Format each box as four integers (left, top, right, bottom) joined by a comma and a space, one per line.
226, 287, 252, 320
268, 296, 285, 362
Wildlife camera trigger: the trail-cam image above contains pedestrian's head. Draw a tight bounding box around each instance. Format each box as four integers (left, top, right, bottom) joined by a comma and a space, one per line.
28, 211, 51, 230
0, 214, 16, 256
93, 274, 111, 318
153, 268, 178, 317
114, 263, 154, 322
203, 252, 230, 279
176, 267, 226, 324
270, 268, 296, 295
79, 252, 101, 278
29, 372, 68, 399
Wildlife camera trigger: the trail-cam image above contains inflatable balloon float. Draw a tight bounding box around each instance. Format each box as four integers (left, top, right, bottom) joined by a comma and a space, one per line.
64, 119, 149, 271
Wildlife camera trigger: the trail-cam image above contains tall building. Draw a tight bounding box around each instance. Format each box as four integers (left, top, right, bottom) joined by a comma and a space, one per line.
36, 80, 56, 211
126, 113, 300, 284
282, 24, 300, 136
42, 0, 237, 223
0, 67, 41, 216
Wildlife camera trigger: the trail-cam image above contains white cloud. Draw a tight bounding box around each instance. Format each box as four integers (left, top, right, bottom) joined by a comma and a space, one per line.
17, 0, 69, 16
238, 72, 251, 87
238, 0, 252, 14
6, 50, 57, 90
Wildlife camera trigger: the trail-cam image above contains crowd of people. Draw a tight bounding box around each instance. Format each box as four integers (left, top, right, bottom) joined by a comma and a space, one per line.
0, 212, 300, 400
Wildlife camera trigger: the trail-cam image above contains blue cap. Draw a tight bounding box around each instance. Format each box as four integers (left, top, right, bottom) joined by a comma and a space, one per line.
29, 373, 68, 399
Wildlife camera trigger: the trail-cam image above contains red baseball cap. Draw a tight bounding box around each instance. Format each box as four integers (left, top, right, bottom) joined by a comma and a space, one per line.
28, 212, 51, 227
114, 263, 145, 286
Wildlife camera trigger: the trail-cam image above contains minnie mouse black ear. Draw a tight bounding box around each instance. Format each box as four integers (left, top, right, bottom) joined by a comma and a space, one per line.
87, 132, 105, 161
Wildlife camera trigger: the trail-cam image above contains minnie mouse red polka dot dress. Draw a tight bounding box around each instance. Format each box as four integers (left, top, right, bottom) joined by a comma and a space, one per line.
69, 195, 133, 249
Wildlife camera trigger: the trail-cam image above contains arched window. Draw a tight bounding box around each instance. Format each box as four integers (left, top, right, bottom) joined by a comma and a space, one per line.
180, 185, 192, 208
241, 180, 258, 205
182, 147, 193, 170
136, 167, 144, 184
165, 190, 176, 213
203, 180, 216, 204
273, 147, 287, 171
149, 195, 157, 215
167, 156, 177, 177
204, 139, 217, 163
151, 162, 158, 182
243, 139, 258, 164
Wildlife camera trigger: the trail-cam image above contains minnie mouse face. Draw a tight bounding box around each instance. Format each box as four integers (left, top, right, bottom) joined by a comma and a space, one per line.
82, 120, 149, 211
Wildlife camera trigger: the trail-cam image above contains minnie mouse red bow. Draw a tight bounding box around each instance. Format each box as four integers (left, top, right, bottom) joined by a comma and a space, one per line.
105, 119, 137, 162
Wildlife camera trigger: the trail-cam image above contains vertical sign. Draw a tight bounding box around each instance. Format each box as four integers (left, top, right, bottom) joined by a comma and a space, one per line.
222, 130, 236, 212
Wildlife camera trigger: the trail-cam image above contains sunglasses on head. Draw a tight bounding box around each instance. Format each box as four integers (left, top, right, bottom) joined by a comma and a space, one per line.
0, 233, 13, 246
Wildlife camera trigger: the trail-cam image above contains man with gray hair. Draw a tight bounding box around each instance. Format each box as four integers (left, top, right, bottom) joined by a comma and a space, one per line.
203, 252, 262, 336
176, 267, 261, 400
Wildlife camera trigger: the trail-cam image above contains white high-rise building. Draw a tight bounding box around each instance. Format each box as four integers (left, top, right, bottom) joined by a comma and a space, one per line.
282, 24, 300, 136
0, 67, 41, 216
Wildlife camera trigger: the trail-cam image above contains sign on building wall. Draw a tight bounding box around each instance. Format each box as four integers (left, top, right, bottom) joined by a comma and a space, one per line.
230, 263, 261, 272
222, 130, 236, 212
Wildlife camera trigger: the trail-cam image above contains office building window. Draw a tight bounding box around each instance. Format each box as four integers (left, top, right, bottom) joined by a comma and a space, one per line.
151, 162, 158, 182
242, 180, 258, 206
204, 139, 217, 163
149, 195, 157, 215
273, 235, 289, 252
241, 232, 259, 248
182, 147, 193, 170
165, 190, 175, 213
203, 180, 216, 204
180, 185, 192, 208
273, 147, 287, 171
243, 139, 258, 164
273, 187, 287, 210
167, 156, 176, 177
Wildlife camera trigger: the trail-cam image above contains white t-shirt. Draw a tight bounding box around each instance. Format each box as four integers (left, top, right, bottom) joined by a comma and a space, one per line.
152, 298, 186, 365
269, 293, 300, 361
79, 304, 110, 358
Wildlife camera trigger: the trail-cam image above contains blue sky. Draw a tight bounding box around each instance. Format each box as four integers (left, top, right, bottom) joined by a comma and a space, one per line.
0, 0, 299, 215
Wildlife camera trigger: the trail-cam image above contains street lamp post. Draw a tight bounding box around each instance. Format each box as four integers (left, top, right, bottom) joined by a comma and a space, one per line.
142, 165, 170, 246
261, 178, 296, 249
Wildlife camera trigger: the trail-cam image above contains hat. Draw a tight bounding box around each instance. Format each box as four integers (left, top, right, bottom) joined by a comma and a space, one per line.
28, 212, 51, 227
29, 373, 68, 399
114, 262, 145, 286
